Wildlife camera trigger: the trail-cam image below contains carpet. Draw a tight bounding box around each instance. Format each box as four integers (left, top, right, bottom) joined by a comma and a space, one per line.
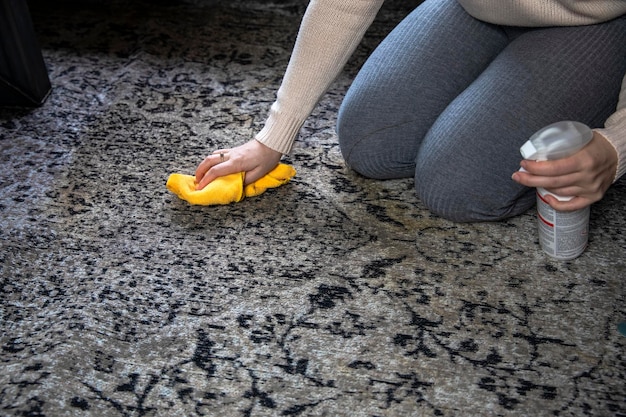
1, 0, 625, 416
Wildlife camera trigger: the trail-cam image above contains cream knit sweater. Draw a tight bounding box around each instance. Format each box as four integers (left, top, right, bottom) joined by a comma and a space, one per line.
255, 0, 626, 180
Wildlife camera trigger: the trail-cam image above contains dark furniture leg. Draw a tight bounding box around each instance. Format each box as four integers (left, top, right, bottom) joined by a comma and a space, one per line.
0, 0, 51, 106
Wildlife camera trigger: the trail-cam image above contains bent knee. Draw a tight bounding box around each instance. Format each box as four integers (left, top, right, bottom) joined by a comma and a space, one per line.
415, 174, 535, 222
338, 139, 407, 180
337, 105, 371, 174
337, 117, 418, 180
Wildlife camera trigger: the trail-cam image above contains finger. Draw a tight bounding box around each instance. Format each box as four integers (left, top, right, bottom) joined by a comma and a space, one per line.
512, 171, 563, 188
542, 195, 590, 212
195, 154, 216, 180
195, 161, 240, 190
542, 184, 585, 199
520, 158, 579, 177
215, 152, 229, 164
242, 164, 278, 185
195, 153, 229, 182
515, 169, 585, 191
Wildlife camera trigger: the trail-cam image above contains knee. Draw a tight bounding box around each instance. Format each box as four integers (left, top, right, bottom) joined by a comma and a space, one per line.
337, 99, 418, 180
336, 104, 394, 180
336, 117, 367, 177
337, 128, 417, 180
336, 96, 369, 174
414, 176, 483, 222
414, 165, 534, 223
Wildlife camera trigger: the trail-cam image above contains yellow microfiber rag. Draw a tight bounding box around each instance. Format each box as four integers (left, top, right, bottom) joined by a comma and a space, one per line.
166, 163, 296, 205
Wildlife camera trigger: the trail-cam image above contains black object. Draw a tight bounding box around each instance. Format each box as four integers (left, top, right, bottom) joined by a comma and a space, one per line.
0, 0, 51, 106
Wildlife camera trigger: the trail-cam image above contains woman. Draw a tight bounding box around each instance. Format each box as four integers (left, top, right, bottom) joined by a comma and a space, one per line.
194, 0, 626, 222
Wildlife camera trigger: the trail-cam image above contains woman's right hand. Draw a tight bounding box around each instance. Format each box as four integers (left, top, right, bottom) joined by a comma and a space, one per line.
194, 139, 283, 190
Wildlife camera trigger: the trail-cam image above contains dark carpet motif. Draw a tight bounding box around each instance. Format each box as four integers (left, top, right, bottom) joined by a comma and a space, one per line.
1, 0, 625, 416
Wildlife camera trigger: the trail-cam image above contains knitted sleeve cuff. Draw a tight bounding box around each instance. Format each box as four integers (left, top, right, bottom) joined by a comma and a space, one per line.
595, 111, 626, 182
254, 106, 305, 155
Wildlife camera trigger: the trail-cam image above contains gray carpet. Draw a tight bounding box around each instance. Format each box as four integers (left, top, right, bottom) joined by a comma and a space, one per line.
1, 0, 625, 416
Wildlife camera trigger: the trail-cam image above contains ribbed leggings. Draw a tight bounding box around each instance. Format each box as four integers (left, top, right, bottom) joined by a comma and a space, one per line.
337, 0, 626, 222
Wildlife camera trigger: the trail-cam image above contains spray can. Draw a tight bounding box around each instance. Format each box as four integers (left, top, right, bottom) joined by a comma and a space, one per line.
519, 121, 593, 260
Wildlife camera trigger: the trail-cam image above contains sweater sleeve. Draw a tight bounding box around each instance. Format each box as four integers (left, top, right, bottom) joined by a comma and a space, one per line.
594, 72, 626, 182
255, 0, 385, 154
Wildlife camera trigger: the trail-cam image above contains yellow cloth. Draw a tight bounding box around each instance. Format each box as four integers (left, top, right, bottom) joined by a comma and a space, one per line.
166, 163, 296, 205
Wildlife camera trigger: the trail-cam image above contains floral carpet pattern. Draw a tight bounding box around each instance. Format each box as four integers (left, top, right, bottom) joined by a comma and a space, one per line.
1, 0, 625, 416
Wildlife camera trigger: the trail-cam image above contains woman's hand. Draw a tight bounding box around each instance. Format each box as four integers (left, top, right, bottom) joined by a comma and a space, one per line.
512, 131, 618, 211
195, 139, 283, 190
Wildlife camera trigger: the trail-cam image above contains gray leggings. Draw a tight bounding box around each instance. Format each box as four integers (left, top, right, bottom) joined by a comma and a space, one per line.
337, 0, 626, 222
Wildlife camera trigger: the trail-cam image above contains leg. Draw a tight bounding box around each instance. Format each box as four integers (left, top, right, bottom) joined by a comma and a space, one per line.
336, 0, 508, 179
415, 16, 626, 222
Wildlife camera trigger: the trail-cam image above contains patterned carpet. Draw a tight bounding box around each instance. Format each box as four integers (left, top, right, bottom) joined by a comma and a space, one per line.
1, 0, 625, 416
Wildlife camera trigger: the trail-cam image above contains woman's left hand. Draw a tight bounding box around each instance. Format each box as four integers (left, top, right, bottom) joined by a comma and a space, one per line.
512, 131, 618, 211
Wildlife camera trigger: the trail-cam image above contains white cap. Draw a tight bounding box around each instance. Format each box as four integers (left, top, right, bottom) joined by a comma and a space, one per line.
520, 140, 538, 159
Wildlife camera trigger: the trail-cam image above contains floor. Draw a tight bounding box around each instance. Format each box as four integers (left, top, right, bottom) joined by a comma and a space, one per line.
1, 0, 625, 416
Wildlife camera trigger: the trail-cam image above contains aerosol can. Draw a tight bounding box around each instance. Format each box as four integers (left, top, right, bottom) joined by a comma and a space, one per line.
520, 121, 593, 260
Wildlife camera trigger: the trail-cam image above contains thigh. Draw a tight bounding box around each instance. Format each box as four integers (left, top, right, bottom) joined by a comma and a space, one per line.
416, 15, 626, 222
336, 0, 508, 179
